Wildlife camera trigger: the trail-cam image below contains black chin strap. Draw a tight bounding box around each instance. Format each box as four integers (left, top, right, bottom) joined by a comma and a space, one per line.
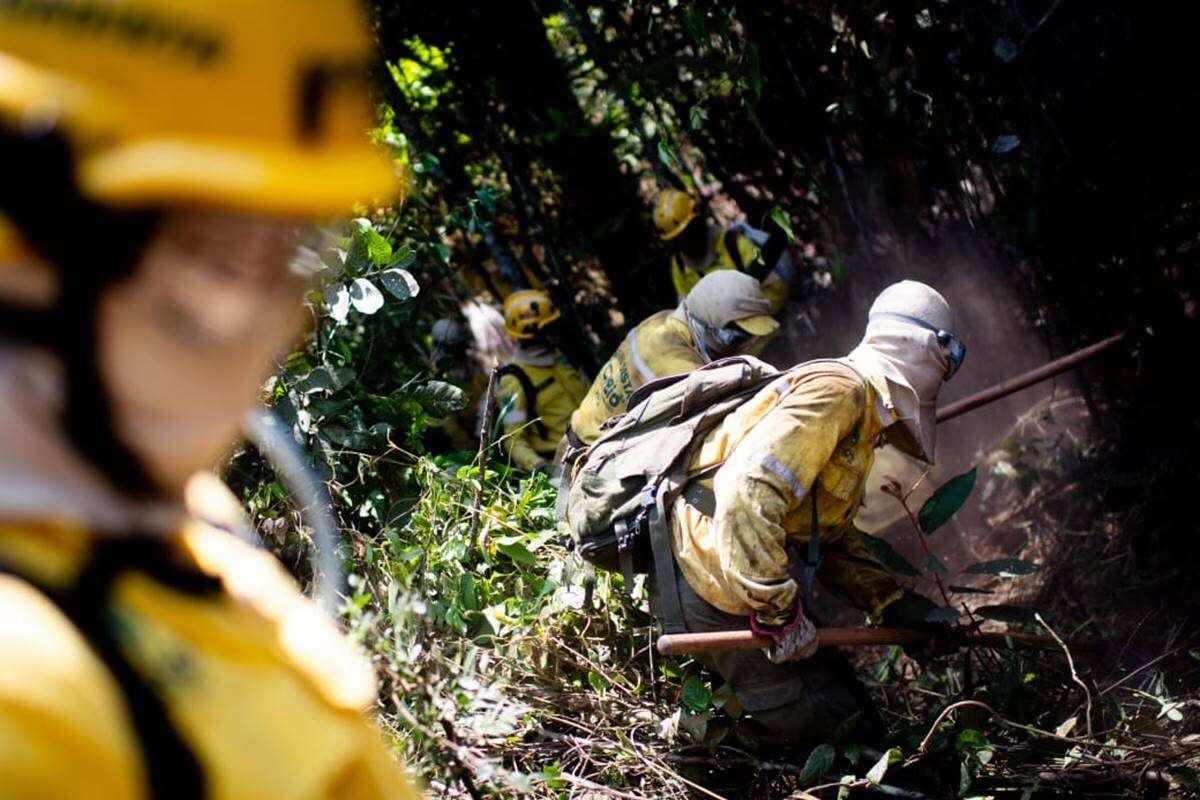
0, 123, 159, 498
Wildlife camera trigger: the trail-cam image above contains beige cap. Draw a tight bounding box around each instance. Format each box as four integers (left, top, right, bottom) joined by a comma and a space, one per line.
733, 314, 780, 336
683, 271, 780, 334
869, 279, 953, 332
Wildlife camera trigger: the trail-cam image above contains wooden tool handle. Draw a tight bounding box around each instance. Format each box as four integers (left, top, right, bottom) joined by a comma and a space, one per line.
937, 332, 1126, 423
655, 627, 1057, 656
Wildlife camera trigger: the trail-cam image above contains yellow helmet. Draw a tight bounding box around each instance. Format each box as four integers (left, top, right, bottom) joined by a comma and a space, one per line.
653, 188, 698, 240
0, 0, 396, 219
503, 289, 560, 340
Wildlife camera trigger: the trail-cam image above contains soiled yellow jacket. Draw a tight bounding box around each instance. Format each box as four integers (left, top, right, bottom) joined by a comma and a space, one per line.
671, 360, 903, 623
670, 225, 788, 313
498, 355, 588, 470
0, 521, 421, 800
570, 311, 703, 445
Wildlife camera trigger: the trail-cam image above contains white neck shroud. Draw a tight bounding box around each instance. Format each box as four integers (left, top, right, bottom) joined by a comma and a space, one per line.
846, 314, 949, 464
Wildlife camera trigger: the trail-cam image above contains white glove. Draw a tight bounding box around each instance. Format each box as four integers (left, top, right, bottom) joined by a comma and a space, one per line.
763, 614, 819, 664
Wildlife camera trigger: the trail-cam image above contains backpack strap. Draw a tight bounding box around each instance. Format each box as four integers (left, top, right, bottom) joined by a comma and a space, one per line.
649, 460, 724, 635
650, 487, 687, 634
801, 489, 823, 608
497, 363, 550, 439
0, 538, 218, 799
789, 359, 868, 607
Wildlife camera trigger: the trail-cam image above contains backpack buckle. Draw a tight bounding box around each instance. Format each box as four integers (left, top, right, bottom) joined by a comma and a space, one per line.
615, 506, 650, 553
614, 518, 633, 552
638, 483, 657, 508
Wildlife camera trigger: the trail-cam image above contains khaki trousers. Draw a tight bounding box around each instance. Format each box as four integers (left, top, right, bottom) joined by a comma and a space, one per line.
650, 563, 884, 749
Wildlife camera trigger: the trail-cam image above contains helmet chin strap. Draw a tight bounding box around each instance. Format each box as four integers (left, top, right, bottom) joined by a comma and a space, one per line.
0, 123, 160, 504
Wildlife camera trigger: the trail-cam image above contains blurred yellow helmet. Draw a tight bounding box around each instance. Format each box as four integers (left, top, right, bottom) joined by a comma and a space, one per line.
0, 0, 397, 219
503, 289, 560, 340
653, 188, 697, 241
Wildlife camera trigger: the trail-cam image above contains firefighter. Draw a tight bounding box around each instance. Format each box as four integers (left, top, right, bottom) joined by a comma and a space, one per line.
567, 271, 779, 447
496, 289, 588, 472
654, 188, 797, 314
650, 280, 965, 747
0, 2, 420, 797
430, 317, 490, 452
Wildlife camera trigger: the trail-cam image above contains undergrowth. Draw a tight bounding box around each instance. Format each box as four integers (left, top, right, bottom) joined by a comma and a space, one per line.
237, 438, 1200, 799
216, 212, 1200, 796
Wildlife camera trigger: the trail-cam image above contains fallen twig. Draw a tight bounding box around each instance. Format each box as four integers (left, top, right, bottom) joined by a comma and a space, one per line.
440, 719, 485, 800
468, 363, 499, 541
913, 699, 1162, 759
1037, 611, 1094, 736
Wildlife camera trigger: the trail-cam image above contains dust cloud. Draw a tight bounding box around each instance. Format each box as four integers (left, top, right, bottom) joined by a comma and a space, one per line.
762, 230, 1094, 618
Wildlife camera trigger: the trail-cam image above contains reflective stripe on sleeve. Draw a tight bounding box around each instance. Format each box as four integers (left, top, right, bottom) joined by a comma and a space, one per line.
628, 330, 657, 382
753, 451, 808, 503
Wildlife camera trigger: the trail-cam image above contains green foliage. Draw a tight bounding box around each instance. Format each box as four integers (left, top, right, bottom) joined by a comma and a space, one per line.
335, 463, 652, 792
1174, 766, 1199, 791
770, 205, 796, 242
918, 466, 977, 535
218, 2, 1200, 794
865, 747, 900, 784
798, 743, 836, 783
680, 675, 711, 714
861, 531, 919, 576
409, 381, 467, 418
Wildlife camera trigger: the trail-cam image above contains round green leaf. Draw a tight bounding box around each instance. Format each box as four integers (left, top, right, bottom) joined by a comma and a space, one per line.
412, 381, 468, 416
681, 675, 711, 713
349, 278, 384, 315
770, 205, 796, 241
495, 540, 537, 566
799, 743, 836, 784
866, 747, 901, 784
380, 268, 420, 301
918, 466, 977, 534
324, 284, 351, 323
861, 532, 920, 576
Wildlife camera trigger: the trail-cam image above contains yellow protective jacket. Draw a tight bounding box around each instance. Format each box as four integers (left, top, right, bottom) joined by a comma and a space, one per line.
497, 352, 588, 470
670, 224, 788, 313
570, 311, 703, 445
0, 520, 421, 800
670, 360, 904, 624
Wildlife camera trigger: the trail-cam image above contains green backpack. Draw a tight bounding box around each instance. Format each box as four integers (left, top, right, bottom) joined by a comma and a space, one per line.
560, 355, 783, 628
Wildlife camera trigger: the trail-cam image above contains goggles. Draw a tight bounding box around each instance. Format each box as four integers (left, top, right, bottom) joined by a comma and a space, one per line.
873, 312, 966, 380
712, 324, 753, 351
